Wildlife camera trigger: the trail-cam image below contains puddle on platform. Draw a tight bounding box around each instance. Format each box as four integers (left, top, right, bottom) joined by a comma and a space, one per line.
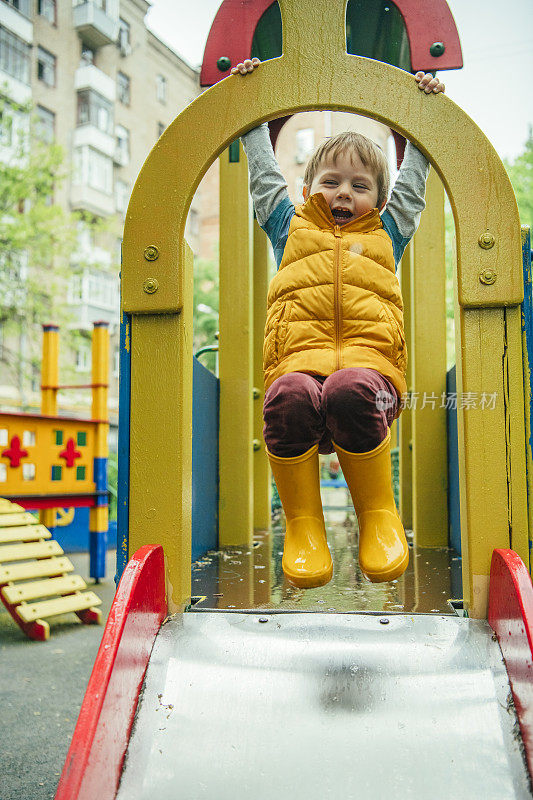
191, 488, 462, 614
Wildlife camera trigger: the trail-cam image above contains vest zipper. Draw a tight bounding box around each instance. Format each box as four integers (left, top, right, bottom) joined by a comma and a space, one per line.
334, 225, 342, 371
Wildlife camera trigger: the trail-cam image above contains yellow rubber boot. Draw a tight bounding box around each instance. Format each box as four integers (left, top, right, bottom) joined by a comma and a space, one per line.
333, 430, 408, 583
267, 444, 333, 589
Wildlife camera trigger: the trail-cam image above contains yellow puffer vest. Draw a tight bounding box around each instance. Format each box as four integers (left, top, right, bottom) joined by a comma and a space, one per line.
263, 193, 407, 408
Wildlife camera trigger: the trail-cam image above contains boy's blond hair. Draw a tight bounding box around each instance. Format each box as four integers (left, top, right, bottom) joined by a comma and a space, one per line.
303, 131, 390, 209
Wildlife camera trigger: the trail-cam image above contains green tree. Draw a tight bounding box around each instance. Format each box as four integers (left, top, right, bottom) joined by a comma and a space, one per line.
0, 94, 97, 403
504, 128, 533, 231
193, 257, 219, 373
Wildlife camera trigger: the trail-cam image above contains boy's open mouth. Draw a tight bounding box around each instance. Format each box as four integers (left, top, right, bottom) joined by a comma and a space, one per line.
332, 208, 353, 221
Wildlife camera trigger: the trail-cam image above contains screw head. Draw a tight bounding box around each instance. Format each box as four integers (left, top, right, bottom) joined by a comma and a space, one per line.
252, 439, 261, 452
143, 278, 159, 294
144, 245, 159, 261
478, 232, 495, 250
479, 269, 497, 285
217, 56, 231, 72
379, 618, 390, 625
429, 42, 445, 57
258, 616, 269, 623
252, 387, 260, 399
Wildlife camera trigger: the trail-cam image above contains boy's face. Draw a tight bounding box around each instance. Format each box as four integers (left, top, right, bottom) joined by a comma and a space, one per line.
304, 150, 380, 225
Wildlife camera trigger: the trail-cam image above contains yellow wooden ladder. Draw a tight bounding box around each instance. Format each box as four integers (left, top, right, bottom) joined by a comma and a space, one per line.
0, 498, 102, 641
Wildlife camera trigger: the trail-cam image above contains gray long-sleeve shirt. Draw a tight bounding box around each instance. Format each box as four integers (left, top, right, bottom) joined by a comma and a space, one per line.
241, 123, 430, 268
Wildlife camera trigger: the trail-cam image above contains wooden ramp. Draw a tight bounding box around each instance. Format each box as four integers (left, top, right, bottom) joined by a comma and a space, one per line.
0, 498, 101, 640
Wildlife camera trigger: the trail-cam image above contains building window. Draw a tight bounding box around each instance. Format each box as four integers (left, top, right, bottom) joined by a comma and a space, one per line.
87, 148, 112, 193
86, 270, 119, 310
118, 18, 130, 54
117, 71, 130, 105
67, 273, 83, 305
157, 121, 165, 138
35, 105, 55, 143
37, 46, 56, 87
115, 179, 129, 213
73, 146, 113, 194
0, 26, 31, 84
156, 74, 167, 103
69, 269, 119, 311
37, 0, 56, 24
295, 128, 315, 164
80, 47, 94, 66
77, 89, 113, 135
76, 344, 91, 373
115, 124, 129, 164
2, 0, 31, 16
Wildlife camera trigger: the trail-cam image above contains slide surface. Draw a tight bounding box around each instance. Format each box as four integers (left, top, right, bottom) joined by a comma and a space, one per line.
116, 611, 532, 799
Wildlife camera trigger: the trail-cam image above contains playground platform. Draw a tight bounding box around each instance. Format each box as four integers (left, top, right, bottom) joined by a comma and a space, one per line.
190, 497, 462, 614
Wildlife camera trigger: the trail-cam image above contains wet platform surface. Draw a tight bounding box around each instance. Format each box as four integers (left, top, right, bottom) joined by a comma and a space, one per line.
191, 487, 462, 614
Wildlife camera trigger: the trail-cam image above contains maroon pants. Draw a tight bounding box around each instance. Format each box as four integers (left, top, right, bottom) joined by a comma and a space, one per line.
263, 368, 399, 457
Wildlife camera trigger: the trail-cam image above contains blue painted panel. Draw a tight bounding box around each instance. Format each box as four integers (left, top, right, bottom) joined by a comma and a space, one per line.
521, 231, 533, 569
116, 306, 131, 585
447, 365, 461, 554
93, 457, 107, 493
89, 527, 107, 580
192, 357, 219, 562
36, 507, 116, 553
47, 507, 89, 552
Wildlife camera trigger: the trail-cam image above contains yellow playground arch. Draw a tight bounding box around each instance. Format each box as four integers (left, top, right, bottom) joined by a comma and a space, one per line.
121, 0, 526, 618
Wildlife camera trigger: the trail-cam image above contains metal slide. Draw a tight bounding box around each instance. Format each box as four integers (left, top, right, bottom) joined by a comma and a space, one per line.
116, 611, 532, 800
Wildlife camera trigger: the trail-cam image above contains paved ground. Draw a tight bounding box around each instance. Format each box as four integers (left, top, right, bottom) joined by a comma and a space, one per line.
0, 550, 117, 800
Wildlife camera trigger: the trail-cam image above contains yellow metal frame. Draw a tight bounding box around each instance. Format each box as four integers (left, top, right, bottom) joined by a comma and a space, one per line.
411, 172, 448, 546
122, 0, 524, 617
218, 143, 254, 546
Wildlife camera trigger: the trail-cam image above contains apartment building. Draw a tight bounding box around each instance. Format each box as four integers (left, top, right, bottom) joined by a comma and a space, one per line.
0, 0, 200, 425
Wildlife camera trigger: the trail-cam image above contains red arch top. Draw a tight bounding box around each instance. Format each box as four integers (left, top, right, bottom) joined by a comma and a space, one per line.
200, 0, 463, 86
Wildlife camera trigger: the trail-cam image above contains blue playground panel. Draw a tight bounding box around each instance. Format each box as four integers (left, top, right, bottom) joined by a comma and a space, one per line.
447, 364, 461, 555
191, 357, 219, 561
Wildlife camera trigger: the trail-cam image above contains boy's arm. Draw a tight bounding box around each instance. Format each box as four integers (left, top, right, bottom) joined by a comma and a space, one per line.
241, 123, 295, 266
382, 140, 430, 247
241, 123, 291, 226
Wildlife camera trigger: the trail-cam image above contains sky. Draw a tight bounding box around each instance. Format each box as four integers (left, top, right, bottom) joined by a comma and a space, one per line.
145, 0, 533, 162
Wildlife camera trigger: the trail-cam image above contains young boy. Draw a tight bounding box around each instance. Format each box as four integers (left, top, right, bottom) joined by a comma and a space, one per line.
232, 59, 445, 589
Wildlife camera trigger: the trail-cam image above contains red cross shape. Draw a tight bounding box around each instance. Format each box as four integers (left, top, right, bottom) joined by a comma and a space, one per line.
59, 438, 82, 468
2, 435, 29, 468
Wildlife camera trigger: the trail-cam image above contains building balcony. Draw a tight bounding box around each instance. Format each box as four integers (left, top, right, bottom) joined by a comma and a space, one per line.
70, 184, 115, 217
0, 71, 31, 106
68, 269, 120, 331
113, 146, 129, 167
0, 1, 33, 44
73, 125, 115, 158
73, 1, 119, 49
75, 64, 115, 103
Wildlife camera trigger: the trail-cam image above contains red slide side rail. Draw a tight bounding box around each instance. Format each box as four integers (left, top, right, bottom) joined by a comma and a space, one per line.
489, 548, 533, 780
55, 544, 167, 800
